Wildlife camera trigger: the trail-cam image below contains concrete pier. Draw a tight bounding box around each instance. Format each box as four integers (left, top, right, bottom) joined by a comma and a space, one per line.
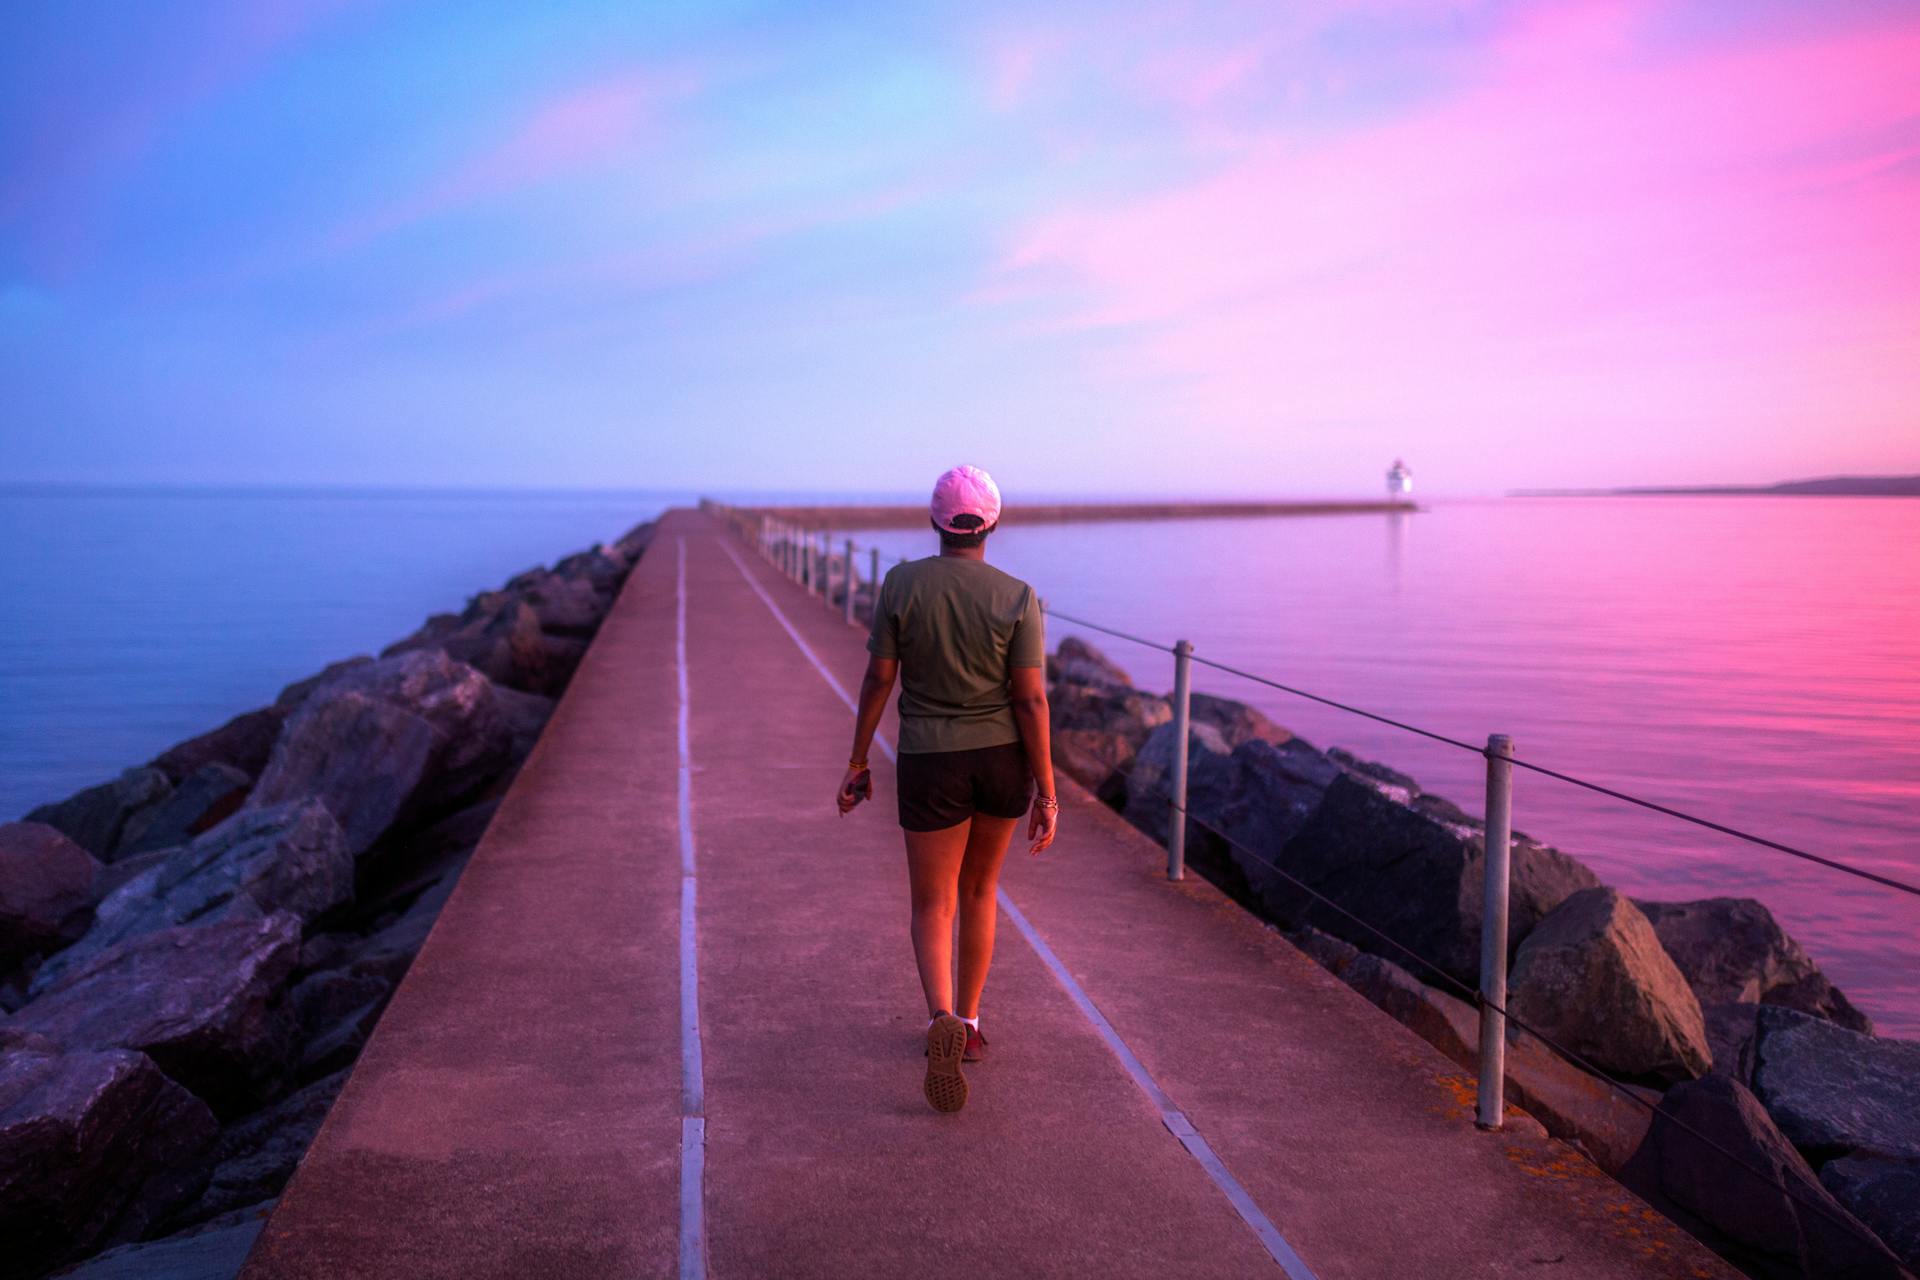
241, 508, 1728, 1279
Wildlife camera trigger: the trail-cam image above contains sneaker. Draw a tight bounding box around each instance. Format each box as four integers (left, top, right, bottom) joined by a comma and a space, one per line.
962, 1026, 987, 1064
923, 1012, 969, 1113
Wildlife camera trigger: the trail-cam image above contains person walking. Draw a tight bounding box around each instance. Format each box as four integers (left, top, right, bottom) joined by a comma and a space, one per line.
836, 465, 1059, 1114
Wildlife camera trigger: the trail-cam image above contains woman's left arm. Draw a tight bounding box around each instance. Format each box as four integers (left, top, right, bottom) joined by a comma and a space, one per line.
837, 655, 897, 813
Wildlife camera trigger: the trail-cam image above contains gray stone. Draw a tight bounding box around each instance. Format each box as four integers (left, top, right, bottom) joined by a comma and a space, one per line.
1050, 681, 1171, 743
1821, 1153, 1920, 1273
31, 801, 352, 996
1750, 1006, 1920, 1161
188, 1071, 348, 1222
1205, 737, 1343, 888
0, 1046, 217, 1278
1187, 692, 1290, 748
250, 692, 439, 856
150, 707, 286, 786
1637, 896, 1873, 1033
1046, 636, 1132, 689
385, 598, 554, 695
1621, 1074, 1906, 1280
274, 656, 373, 709
116, 763, 253, 858
0, 821, 101, 969
56, 1201, 276, 1280
1120, 720, 1232, 844
289, 970, 391, 1079
1702, 1001, 1761, 1085
26, 767, 172, 859
491, 684, 556, 764
514, 570, 605, 636
1262, 771, 1601, 991
8, 914, 303, 1115
1509, 888, 1711, 1086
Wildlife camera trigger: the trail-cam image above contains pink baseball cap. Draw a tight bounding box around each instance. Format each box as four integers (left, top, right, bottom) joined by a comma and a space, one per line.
930, 465, 1002, 533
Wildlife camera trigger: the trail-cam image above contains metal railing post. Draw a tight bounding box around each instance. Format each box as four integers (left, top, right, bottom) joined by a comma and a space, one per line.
1167, 639, 1193, 881
1477, 733, 1515, 1130
843, 538, 856, 625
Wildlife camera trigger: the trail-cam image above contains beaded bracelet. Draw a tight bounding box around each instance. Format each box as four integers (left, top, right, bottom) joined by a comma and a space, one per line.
848, 758, 869, 771
1034, 794, 1059, 810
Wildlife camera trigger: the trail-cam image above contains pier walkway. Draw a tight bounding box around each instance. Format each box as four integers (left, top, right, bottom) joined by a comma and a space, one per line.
241, 510, 1730, 1279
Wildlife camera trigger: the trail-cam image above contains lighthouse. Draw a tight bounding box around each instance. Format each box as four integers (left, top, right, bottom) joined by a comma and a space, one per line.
1386, 459, 1412, 496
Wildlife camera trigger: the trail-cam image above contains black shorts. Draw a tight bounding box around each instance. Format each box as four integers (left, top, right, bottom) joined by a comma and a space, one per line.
895, 741, 1034, 832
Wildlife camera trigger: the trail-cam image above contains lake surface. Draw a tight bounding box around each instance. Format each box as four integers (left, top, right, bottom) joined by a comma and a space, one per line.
4, 488, 1915, 1035
846, 497, 1920, 1037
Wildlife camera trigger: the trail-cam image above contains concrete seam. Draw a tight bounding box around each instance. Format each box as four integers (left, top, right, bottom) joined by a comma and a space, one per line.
715, 534, 1316, 1279
676, 537, 709, 1280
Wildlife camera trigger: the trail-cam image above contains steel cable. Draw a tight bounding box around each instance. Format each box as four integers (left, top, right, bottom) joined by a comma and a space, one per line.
735, 515, 1904, 1265
1038, 601, 1920, 900
1122, 764, 1903, 1262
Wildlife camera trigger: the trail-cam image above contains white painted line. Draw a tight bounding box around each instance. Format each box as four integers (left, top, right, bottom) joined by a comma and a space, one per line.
714, 534, 1316, 1279
675, 537, 708, 1280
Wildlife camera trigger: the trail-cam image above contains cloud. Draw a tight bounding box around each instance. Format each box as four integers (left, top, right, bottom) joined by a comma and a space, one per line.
326, 66, 699, 252
978, 2, 1920, 449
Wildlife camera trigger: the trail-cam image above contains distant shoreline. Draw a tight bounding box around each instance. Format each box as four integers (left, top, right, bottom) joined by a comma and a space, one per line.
1511, 474, 1920, 499
726, 499, 1418, 528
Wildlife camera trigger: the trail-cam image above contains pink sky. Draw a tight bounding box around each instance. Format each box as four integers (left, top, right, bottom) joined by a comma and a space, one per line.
2, 0, 1915, 492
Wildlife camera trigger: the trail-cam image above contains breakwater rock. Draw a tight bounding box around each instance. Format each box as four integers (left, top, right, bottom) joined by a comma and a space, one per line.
0, 520, 653, 1279
1046, 636, 1919, 1277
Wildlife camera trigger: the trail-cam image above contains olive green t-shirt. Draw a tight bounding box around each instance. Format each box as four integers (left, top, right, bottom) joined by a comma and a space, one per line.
866, 555, 1045, 754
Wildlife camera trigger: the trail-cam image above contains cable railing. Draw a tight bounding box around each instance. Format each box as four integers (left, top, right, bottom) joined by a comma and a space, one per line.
704, 500, 1914, 1266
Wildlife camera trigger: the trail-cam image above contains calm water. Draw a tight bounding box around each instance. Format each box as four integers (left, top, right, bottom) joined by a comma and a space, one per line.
5, 489, 1916, 1035
0, 486, 688, 824
848, 498, 1920, 1037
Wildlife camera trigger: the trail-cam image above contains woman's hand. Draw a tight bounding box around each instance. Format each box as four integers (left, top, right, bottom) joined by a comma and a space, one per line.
836, 766, 872, 816
1027, 795, 1059, 855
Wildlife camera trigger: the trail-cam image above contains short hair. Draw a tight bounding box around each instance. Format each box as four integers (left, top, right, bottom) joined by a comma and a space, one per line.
932, 514, 995, 549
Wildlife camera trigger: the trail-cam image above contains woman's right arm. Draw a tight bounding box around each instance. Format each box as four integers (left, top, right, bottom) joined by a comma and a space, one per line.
1009, 666, 1058, 854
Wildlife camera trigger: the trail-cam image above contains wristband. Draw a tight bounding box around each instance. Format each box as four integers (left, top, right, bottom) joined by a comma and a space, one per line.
848, 758, 869, 771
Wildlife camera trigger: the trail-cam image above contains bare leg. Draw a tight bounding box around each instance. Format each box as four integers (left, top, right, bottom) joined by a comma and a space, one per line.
903, 820, 971, 1016
953, 814, 1018, 1020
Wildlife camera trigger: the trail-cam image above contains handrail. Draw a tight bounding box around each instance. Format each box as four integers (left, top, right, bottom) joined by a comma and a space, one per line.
709, 499, 1913, 1265
1044, 592, 1918, 899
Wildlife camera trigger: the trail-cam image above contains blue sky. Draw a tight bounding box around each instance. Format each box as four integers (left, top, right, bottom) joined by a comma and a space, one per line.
3, 0, 1916, 496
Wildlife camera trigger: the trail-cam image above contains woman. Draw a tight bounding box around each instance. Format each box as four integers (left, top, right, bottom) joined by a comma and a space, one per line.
835, 464, 1059, 1114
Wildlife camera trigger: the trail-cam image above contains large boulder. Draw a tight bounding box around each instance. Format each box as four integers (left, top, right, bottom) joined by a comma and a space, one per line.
115, 762, 252, 858
1046, 636, 1133, 689
52, 1201, 275, 1280
1201, 737, 1343, 881
249, 650, 512, 855
1187, 692, 1290, 748
1821, 1154, 1920, 1274
0, 822, 100, 970
0, 1045, 217, 1279
1509, 888, 1711, 1085
512, 569, 605, 636
1049, 678, 1172, 799
186, 1069, 347, 1222
385, 597, 554, 694
1637, 896, 1872, 1033
1749, 1006, 1920, 1161
150, 707, 286, 785
8, 914, 303, 1115
25, 766, 171, 859
1120, 720, 1234, 844
1257, 770, 1601, 990
31, 801, 352, 996
1621, 1074, 1906, 1280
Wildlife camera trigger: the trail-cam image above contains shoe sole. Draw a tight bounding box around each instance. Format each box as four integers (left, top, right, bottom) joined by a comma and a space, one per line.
923, 1015, 969, 1114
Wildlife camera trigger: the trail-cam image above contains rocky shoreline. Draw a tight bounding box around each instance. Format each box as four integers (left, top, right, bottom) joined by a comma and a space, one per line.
1047, 636, 1919, 1280
0, 520, 655, 1280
